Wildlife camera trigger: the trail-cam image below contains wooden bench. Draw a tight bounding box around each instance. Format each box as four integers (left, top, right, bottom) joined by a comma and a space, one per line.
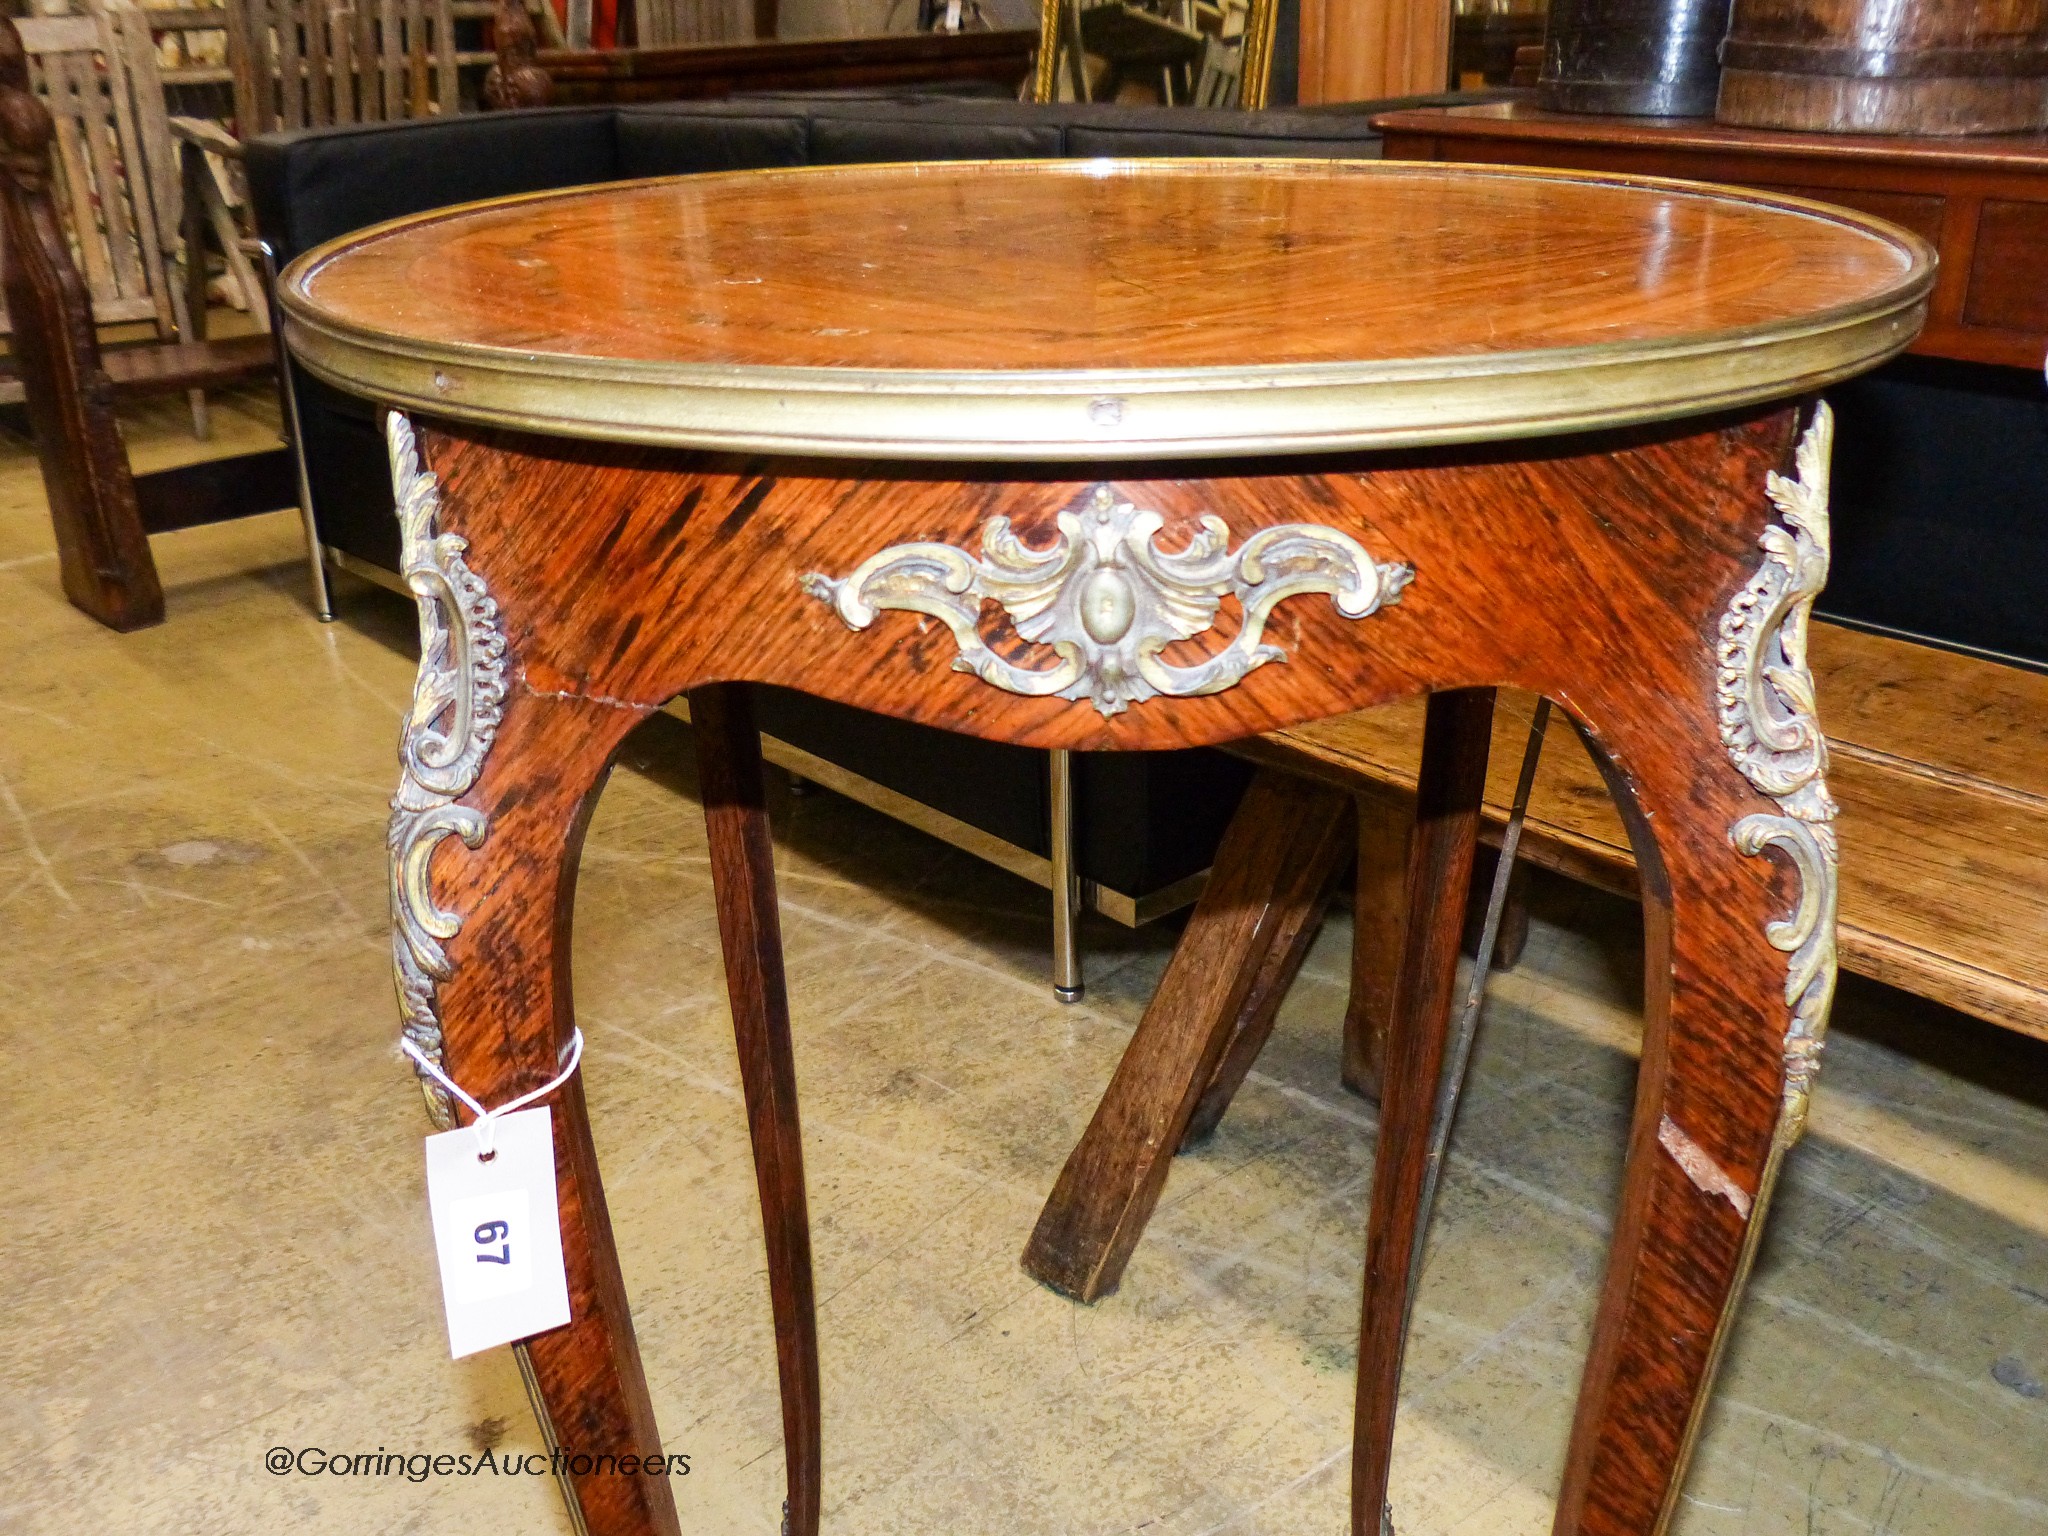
1022, 619, 2048, 1301
1245, 620, 2048, 1045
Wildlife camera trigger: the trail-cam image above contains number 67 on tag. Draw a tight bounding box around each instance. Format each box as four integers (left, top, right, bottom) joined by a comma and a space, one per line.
424, 1106, 573, 1359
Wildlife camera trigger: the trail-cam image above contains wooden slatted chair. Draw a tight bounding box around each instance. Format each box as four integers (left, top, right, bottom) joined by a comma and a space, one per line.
223, 0, 462, 130
171, 0, 558, 292
1, 12, 211, 432
0, 11, 297, 631
164, 0, 470, 285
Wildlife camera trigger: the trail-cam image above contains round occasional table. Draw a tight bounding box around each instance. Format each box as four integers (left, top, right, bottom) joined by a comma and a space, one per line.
280, 159, 1931, 1536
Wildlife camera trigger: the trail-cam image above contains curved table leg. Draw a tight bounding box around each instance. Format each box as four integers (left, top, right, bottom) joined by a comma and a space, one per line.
692, 683, 823, 1536
417, 686, 680, 1536
1543, 409, 1836, 1536
1544, 716, 1825, 1536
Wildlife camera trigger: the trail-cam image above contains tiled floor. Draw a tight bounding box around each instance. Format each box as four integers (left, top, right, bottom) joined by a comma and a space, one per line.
1, 391, 2043, 1534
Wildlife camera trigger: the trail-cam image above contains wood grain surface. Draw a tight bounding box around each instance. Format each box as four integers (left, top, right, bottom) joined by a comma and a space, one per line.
526, 28, 1038, 104
1353, 688, 1495, 1536
288, 159, 1925, 373
691, 684, 821, 1536
400, 395, 1835, 1535
1717, 0, 2048, 134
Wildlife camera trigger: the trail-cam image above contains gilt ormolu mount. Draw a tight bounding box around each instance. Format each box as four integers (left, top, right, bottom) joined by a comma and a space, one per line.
803, 484, 1415, 717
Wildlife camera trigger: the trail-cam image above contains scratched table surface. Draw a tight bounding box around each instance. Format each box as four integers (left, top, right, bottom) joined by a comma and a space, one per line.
278, 158, 1933, 458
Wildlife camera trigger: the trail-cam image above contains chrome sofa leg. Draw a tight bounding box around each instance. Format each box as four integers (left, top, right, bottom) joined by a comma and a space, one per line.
259, 240, 333, 622
1050, 748, 1083, 1003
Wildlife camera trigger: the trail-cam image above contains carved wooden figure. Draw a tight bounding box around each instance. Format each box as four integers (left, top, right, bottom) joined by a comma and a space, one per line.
276, 161, 1932, 1536
483, 0, 552, 109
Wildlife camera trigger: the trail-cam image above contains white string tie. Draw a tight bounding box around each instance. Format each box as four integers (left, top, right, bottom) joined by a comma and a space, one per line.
400, 1029, 585, 1160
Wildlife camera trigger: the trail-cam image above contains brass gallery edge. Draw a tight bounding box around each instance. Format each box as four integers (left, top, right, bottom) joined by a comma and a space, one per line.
275, 160, 1934, 461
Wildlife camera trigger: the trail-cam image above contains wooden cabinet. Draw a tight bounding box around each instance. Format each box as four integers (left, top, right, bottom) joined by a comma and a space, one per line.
1371, 101, 2048, 370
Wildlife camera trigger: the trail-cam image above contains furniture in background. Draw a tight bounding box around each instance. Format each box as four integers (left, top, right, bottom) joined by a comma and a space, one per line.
1448, 2, 1542, 91
245, 94, 1401, 975
1031, 100, 2048, 1294
1718, 0, 2048, 133
127, 0, 540, 105
1028, 620, 2048, 1302
1294, 0, 1448, 102
170, 0, 534, 325
1371, 102, 2048, 662
0, 13, 290, 632
497, 22, 1038, 103
4, 11, 200, 432
1032, 0, 1277, 105
634, 0, 756, 44
278, 155, 1928, 1536
1538, 0, 1726, 113
221, 0, 486, 129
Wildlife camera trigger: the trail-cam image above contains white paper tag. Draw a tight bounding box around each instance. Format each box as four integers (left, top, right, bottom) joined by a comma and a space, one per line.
424, 1107, 572, 1359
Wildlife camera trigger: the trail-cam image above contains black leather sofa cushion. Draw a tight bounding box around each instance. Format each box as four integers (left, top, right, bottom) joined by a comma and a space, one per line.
809, 111, 1065, 163
1062, 103, 1386, 157
613, 108, 809, 179
247, 107, 619, 264
250, 97, 1394, 265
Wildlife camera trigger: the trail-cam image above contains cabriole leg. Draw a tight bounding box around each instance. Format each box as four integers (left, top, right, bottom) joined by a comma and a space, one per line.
386, 413, 674, 1535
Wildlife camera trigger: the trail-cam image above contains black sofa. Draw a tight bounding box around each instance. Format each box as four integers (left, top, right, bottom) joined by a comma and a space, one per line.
248, 94, 1420, 917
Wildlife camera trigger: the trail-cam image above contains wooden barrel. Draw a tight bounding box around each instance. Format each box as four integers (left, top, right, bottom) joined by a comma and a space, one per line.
1537, 0, 1732, 116
1718, 0, 2048, 133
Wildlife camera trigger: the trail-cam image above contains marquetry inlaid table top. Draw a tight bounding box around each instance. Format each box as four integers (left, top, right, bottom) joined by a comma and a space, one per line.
278, 158, 1934, 459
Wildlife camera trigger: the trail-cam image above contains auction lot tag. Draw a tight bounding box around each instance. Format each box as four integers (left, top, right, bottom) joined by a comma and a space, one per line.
424, 1107, 571, 1358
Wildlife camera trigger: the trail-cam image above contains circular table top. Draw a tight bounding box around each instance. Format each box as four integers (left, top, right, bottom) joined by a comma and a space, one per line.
278, 158, 1934, 460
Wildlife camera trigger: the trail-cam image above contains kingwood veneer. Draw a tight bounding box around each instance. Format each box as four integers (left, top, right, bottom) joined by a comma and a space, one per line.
276, 159, 1933, 1536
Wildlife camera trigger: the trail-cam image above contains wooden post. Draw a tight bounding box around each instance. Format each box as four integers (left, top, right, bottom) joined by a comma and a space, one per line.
1021, 769, 1353, 1302
692, 683, 822, 1536
1296, 0, 1450, 104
